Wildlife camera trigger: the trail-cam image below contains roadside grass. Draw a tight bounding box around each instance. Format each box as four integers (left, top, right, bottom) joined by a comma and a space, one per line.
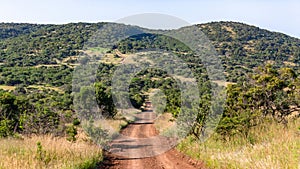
94, 118, 128, 135
95, 109, 138, 136
0, 135, 102, 169
177, 118, 300, 169
154, 113, 175, 135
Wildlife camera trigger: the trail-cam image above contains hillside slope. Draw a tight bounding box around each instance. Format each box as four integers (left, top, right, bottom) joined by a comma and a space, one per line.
0, 21, 299, 86
198, 21, 300, 81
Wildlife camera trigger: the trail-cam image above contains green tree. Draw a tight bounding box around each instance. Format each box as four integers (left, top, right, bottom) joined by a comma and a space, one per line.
95, 82, 117, 118
217, 65, 300, 139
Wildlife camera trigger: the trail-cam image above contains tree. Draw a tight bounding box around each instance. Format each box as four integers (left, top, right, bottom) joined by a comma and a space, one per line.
249, 65, 299, 124
95, 82, 117, 118
0, 91, 19, 136
0, 91, 35, 136
217, 65, 300, 139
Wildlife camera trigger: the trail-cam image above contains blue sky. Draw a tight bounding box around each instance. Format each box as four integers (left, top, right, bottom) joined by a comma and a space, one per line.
1, 0, 299, 38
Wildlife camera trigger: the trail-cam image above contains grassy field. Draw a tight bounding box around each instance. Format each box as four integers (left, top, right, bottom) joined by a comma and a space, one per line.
0, 134, 102, 169
177, 118, 300, 169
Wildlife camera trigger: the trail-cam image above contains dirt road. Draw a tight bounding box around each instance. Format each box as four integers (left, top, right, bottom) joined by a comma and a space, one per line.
99, 109, 205, 169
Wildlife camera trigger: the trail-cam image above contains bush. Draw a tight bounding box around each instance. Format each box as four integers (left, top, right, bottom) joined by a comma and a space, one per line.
66, 124, 77, 142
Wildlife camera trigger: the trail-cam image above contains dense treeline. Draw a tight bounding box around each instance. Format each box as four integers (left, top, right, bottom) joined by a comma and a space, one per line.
0, 65, 72, 86
0, 23, 46, 40
0, 23, 105, 66
0, 87, 77, 138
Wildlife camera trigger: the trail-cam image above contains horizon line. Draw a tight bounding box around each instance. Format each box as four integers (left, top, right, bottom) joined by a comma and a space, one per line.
0, 20, 298, 39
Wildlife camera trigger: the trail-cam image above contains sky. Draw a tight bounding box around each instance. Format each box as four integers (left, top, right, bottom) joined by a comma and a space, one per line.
0, 0, 299, 38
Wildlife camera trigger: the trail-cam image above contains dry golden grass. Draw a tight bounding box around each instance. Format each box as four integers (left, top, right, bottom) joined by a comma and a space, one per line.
212, 80, 236, 87
0, 85, 63, 93
178, 118, 300, 169
34, 64, 61, 68
0, 85, 16, 91
91, 110, 137, 137
265, 60, 276, 65
28, 85, 63, 93
174, 76, 196, 83
94, 118, 128, 136
62, 56, 78, 63
221, 25, 237, 38
0, 135, 102, 169
154, 113, 175, 134
283, 61, 298, 67
100, 53, 123, 64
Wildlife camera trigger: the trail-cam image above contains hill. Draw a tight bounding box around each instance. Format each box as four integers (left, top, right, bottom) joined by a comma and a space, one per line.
0, 21, 299, 85
198, 21, 300, 81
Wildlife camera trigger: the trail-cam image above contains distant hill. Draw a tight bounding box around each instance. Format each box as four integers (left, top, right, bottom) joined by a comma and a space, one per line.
0, 23, 47, 39
0, 21, 299, 86
198, 21, 300, 81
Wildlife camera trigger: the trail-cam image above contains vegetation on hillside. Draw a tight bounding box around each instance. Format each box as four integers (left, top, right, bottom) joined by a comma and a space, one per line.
199, 22, 300, 82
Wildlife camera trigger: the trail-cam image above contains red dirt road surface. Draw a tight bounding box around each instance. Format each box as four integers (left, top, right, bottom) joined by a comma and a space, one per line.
99, 108, 206, 169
